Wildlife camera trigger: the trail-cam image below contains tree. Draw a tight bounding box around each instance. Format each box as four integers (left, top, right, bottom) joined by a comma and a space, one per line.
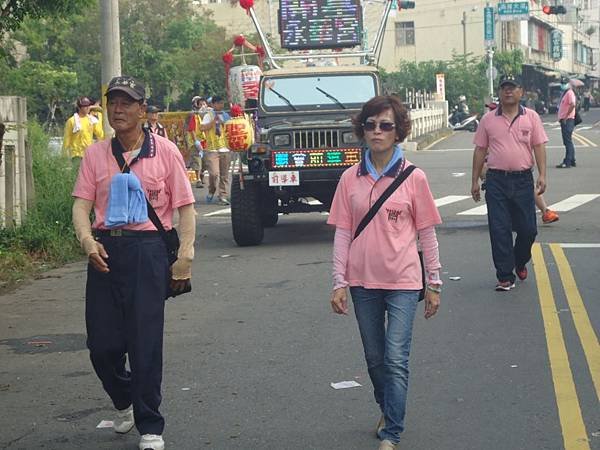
493, 49, 524, 78
0, 0, 89, 34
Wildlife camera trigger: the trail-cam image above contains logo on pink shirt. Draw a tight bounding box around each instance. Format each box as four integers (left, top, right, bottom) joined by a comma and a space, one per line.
386, 207, 402, 223
147, 188, 162, 202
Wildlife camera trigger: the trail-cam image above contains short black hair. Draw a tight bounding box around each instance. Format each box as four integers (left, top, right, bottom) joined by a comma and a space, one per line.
211, 95, 224, 103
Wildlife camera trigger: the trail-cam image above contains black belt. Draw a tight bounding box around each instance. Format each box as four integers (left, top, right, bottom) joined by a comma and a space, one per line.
93, 229, 162, 238
487, 168, 532, 176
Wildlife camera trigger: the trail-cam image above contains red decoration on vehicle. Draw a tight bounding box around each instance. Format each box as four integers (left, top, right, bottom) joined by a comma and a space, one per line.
256, 45, 265, 58
222, 52, 234, 64
230, 104, 244, 117
234, 35, 246, 47
239, 0, 254, 10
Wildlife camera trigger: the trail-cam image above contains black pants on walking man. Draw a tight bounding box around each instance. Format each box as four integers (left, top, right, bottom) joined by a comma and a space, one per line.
85, 234, 170, 435
485, 170, 538, 283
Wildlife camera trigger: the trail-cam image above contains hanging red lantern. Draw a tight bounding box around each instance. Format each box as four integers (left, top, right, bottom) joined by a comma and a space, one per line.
222, 52, 234, 65
230, 104, 244, 117
234, 35, 246, 47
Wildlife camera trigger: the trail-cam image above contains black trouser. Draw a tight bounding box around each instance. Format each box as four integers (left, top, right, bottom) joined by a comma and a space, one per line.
85, 234, 170, 435
485, 169, 537, 283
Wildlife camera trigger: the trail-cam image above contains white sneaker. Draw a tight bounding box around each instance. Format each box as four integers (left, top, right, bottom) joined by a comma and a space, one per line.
113, 406, 134, 434
139, 434, 164, 450
378, 439, 396, 450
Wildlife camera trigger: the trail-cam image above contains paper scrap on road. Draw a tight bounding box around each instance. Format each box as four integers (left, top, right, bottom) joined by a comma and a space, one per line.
449, 276, 461, 281
330, 381, 362, 389
96, 420, 114, 428
510, 365, 518, 368
220, 254, 231, 258
452, 172, 465, 177
181, 387, 191, 391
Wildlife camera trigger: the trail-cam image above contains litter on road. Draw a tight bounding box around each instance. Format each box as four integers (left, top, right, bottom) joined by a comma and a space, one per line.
330, 380, 362, 389
449, 276, 462, 281
96, 420, 114, 429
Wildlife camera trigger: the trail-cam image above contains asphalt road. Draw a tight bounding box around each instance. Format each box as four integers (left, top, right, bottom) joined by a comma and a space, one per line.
1, 109, 599, 450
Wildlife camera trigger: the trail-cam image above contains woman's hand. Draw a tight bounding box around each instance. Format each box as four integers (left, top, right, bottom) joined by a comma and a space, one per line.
424, 288, 440, 319
330, 287, 349, 315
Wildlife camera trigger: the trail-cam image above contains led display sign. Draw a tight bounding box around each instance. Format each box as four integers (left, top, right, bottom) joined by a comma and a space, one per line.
279, 0, 363, 50
271, 148, 361, 168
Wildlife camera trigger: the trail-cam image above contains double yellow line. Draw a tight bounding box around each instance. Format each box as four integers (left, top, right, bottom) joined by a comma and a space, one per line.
532, 243, 600, 450
573, 132, 596, 147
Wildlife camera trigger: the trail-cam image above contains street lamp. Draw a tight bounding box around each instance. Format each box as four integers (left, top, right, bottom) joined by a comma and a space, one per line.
461, 6, 479, 56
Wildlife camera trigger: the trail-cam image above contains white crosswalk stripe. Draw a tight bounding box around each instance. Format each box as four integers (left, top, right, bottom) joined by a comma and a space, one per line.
547, 194, 600, 212
201, 194, 600, 217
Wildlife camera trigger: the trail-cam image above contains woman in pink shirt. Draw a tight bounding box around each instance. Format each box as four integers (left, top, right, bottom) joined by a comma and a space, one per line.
328, 96, 443, 450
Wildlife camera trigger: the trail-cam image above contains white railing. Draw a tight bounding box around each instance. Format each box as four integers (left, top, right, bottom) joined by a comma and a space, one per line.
408, 100, 448, 141
0, 96, 29, 228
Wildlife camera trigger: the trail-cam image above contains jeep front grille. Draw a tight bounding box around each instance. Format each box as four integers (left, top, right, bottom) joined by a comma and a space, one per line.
293, 130, 340, 149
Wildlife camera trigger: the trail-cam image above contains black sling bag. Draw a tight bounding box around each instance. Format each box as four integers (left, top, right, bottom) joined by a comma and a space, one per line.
352, 165, 425, 301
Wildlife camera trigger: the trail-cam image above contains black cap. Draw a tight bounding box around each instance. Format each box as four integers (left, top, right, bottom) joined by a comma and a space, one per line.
106, 76, 145, 101
146, 105, 161, 113
560, 76, 569, 84
499, 74, 522, 88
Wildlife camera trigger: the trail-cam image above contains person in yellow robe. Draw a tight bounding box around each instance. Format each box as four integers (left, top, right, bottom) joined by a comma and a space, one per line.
63, 96, 104, 169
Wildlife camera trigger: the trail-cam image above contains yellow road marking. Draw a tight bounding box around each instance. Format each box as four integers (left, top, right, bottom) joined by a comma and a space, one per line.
532, 243, 590, 450
549, 244, 600, 401
573, 132, 596, 147
572, 133, 590, 147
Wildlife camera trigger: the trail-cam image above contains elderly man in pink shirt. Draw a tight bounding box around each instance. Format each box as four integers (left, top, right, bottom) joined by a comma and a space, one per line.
556, 77, 577, 168
471, 74, 548, 291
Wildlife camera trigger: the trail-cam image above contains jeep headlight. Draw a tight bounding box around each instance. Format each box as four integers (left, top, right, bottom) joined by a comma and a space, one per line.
273, 134, 291, 147
341, 131, 359, 144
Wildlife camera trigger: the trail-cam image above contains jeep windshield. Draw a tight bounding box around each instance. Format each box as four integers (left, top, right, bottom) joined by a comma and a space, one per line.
261, 73, 377, 112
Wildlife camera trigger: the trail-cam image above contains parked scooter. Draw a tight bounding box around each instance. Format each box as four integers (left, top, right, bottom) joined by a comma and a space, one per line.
448, 104, 479, 131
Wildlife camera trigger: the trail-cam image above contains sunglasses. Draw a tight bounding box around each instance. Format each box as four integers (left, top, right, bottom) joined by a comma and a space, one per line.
363, 121, 396, 132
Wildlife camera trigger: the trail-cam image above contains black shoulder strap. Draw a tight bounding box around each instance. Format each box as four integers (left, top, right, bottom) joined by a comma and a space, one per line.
353, 165, 417, 240
111, 143, 170, 241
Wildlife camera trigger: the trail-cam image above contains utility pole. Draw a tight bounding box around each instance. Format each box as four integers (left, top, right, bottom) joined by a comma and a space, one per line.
100, 0, 122, 136
461, 11, 467, 56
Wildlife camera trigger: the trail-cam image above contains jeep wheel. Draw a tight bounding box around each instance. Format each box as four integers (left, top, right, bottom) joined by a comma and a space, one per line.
261, 188, 279, 228
231, 175, 264, 246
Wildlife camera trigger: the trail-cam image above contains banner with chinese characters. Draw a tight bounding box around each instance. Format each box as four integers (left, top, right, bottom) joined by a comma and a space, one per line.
271, 148, 361, 169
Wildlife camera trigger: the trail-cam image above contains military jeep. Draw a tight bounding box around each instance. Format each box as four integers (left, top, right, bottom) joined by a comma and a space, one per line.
231, 65, 381, 246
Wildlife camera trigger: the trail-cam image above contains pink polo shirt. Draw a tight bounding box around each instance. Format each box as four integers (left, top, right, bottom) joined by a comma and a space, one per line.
327, 161, 442, 290
473, 106, 547, 171
557, 89, 576, 120
73, 134, 195, 230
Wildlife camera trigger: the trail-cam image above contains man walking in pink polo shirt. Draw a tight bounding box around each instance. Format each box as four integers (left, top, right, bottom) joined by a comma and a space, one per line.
471, 74, 548, 291
556, 77, 577, 168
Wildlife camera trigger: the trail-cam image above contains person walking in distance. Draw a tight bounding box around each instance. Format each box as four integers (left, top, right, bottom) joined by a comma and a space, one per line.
199, 95, 231, 205
329, 95, 442, 450
63, 96, 104, 169
556, 77, 577, 168
471, 75, 548, 291
71, 76, 196, 450
187, 96, 210, 188
143, 105, 168, 139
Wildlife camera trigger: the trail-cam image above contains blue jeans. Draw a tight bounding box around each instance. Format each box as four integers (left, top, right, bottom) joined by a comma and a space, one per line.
560, 118, 576, 166
485, 170, 537, 283
350, 287, 419, 444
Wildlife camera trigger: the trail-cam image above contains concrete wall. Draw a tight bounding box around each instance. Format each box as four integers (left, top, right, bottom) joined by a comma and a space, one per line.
0, 97, 28, 228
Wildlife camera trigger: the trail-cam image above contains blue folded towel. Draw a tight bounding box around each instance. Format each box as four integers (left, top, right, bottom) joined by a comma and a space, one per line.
105, 173, 149, 228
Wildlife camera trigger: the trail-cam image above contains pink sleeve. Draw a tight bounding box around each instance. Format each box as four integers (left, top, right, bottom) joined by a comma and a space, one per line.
165, 144, 195, 209
332, 227, 351, 290
418, 225, 442, 286
411, 169, 442, 231
327, 168, 353, 230
472, 114, 489, 148
531, 112, 548, 146
72, 148, 96, 201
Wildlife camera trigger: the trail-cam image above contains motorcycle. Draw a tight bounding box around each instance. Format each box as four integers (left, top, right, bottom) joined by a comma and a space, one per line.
448, 105, 479, 132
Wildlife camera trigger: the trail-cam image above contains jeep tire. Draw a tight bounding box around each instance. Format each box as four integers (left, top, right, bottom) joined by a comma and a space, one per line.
231, 175, 264, 246
260, 188, 279, 228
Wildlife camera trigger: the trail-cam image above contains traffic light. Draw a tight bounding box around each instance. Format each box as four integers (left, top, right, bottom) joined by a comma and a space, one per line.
542, 5, 567, 14
398, 1, 416, 9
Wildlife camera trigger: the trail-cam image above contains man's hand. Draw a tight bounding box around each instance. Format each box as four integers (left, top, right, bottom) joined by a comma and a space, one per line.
471, 181, 481, 202
330, 287, 349, 315
88, 242, 109, 273
536, 175, 546, 195
424, 288, 440, 319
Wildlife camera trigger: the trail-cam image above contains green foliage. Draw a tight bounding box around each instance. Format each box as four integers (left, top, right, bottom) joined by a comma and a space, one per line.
0, 0, 90, 34
493, 49, 524, 78
0, 121, 80, 285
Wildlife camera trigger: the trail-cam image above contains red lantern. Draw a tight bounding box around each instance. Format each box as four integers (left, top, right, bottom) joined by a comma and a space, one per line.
230, 104, 244, 117
225, 116, 255, 152
222, 52, 234, 65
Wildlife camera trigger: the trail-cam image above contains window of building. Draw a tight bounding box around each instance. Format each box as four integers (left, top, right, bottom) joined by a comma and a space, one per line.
395, 22, 415, 46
